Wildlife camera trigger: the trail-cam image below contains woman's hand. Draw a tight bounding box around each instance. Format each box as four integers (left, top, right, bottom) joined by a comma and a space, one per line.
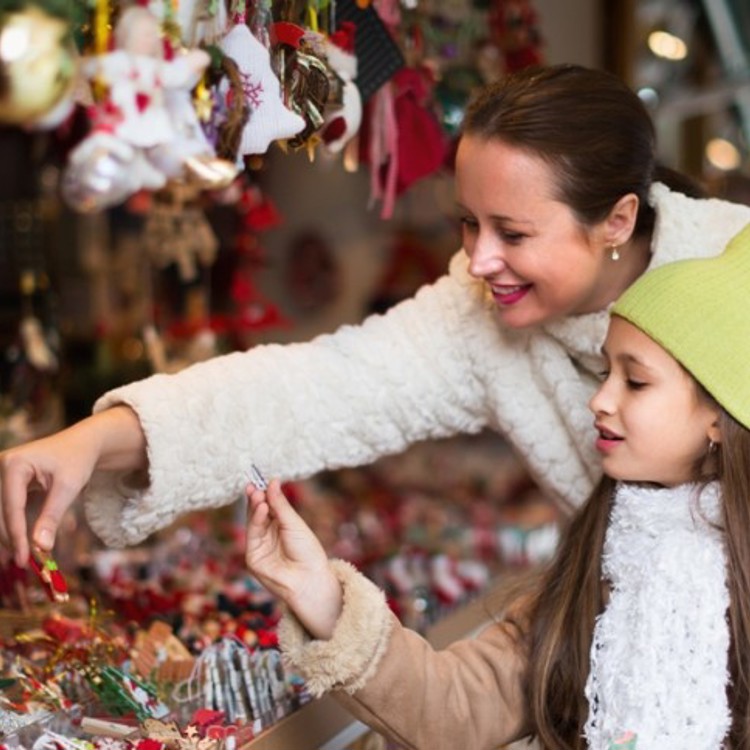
245, 479, 342, 640
0, 406, 147, 567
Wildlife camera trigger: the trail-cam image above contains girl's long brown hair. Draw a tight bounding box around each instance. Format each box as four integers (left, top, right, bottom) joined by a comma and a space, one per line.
519, 409, 750, 749
718, 412, 750, 749
522, 476, 613, 749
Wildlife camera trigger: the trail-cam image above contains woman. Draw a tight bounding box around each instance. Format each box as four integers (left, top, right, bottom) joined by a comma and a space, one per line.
2, 64, 749, 564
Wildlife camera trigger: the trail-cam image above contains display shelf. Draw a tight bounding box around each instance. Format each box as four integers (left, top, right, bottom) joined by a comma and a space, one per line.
242, 696, 366, 750
242, 574, 509, 750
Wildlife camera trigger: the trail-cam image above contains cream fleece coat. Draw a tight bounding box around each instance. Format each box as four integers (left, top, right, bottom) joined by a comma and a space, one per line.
84, 185, 750, 547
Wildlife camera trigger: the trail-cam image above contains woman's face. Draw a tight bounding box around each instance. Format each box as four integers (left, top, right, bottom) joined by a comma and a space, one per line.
589, 317, 719, 487
455, 136, 613, 328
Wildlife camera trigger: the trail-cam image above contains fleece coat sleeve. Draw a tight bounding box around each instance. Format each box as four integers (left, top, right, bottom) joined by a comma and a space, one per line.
82, 185, 750, 547
279, 560, 530, 750
84, 265, 491, 547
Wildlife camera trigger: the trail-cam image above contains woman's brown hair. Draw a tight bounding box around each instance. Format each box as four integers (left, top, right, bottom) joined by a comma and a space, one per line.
461, 64, 705, 242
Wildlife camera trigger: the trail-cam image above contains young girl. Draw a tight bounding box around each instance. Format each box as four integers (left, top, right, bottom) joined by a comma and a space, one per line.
244, 223, 750, 750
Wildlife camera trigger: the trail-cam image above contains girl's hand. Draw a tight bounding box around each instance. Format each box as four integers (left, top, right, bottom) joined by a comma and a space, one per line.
245, 479, 342, 639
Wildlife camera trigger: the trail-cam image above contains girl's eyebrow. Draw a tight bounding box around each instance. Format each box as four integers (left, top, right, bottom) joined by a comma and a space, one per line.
600, 345, 656, 371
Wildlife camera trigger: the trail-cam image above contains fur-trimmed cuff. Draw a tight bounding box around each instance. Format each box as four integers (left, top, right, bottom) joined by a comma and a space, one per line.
278, 559, 394, 698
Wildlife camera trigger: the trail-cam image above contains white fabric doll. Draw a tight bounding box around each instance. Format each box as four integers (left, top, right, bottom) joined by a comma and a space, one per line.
63, 6, 215, 210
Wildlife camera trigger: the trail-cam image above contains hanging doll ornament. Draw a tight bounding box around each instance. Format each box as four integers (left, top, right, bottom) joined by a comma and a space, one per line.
320, 21, 362, 155
62, 6, 228, 212
218, 22, 305, 163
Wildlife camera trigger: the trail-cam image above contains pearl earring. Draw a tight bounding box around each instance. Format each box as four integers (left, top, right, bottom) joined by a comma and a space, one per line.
609, 244, 621, 261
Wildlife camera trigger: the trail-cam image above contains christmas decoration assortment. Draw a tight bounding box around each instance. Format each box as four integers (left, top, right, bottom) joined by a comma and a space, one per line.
0, 431, 559, 749
1, 0, 544, 215
1, 2, 549, 748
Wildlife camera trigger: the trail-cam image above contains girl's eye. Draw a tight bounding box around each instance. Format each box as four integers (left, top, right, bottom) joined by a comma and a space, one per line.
597, 370, 610, 382
626, 379, 647, 390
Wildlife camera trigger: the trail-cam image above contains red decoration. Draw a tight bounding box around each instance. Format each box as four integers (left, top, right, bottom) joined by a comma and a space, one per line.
489, 0, 545, 73
329, 20, 356, 53
270, 22, 306, 49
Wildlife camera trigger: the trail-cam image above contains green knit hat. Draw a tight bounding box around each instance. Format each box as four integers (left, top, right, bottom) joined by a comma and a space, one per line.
612, 222, 750, 430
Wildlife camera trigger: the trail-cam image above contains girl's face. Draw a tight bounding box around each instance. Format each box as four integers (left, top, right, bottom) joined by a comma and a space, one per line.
589, 317, 720, 487
455, 136, 615, 328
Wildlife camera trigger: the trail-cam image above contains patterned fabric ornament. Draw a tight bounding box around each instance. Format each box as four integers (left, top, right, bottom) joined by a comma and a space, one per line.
334, 0, 404, 102
321, 21, 362, 155
219, 23, 304, 161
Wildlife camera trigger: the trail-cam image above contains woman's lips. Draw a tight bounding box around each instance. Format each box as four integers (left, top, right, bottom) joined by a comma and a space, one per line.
490, 284, 531, 305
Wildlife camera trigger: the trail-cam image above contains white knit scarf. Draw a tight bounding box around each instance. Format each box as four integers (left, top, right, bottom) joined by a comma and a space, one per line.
583, 481, 731, 750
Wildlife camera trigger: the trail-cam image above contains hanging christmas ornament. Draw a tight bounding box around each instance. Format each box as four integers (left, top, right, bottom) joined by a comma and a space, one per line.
60, 131, 154, 213
143, 182, 219, 282
489, 0, 545, 73
321, 21, 362, 155
273, 24, 330, 153
62, 6, 226, 210
0, 3, 78, 127
203, 50, 250, 165
175, 0, 229, 47
218, 22, 305, 160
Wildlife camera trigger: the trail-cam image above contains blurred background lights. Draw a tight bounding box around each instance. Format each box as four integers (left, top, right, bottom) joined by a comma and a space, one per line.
0, 25, 30, 62
637, 86, 661, 108
648, 29, 689, 60
705, 137, 742, 171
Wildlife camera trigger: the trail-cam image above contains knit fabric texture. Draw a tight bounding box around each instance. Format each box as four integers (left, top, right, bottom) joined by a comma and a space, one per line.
584, 481, 730, 750
613, 222, 750, 429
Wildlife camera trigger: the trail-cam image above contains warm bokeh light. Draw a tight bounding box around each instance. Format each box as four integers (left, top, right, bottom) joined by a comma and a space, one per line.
705, 137, 742, 171
648, 29, 688, 60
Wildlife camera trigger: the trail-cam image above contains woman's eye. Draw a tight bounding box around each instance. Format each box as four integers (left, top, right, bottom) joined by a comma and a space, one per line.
597, 370, 610, 382
459, 217, 478, 232
500, 230, 525, 243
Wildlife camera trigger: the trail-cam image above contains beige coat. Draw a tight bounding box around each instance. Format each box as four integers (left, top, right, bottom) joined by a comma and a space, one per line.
280, 560, 531, 750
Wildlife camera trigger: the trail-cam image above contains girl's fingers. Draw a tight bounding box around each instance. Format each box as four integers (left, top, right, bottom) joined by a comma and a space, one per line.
265, 480, 305, 527
246, 495, 270, 532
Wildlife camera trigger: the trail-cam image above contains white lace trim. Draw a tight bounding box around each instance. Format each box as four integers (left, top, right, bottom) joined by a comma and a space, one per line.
584, 481, 730, 750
